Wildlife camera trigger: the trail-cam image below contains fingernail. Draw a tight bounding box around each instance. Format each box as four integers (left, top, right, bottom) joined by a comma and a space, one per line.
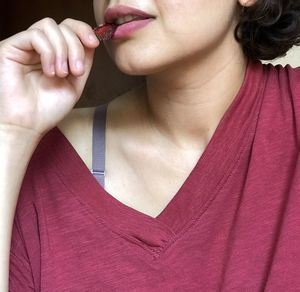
88, 33, 98, 42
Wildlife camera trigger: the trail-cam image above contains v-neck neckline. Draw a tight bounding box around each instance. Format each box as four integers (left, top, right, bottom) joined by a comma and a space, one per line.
48, 60, 266, 255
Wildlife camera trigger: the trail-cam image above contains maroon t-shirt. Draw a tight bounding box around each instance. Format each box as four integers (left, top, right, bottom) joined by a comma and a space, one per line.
9, 60, 300, 291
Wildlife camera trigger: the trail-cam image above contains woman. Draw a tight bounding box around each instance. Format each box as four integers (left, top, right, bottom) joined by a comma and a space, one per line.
1, 0, 300, 290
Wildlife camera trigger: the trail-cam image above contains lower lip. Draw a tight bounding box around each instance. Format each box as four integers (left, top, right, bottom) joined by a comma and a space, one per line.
112, 19, 154, 40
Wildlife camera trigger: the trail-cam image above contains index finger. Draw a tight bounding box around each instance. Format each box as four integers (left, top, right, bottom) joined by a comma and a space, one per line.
59, 18, 100, 48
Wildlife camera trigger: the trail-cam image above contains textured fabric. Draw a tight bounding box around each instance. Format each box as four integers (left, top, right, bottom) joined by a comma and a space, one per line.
9, 60, 300, 291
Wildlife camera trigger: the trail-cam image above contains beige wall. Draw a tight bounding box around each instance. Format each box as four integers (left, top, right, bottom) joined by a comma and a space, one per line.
263, 46, 300, 68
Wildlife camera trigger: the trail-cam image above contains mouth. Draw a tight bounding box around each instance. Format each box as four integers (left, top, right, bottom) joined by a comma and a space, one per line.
104, 5, 156, 26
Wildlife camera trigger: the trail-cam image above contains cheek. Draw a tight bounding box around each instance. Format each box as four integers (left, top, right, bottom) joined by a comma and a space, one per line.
161, 1, 235, 40
159, 1, 239, 59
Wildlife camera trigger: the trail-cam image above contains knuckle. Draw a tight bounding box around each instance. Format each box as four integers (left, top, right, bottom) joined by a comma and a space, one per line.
60, 18, 74, 26
61, 18, 91, 31
80, 22, 93, 32
58, 23, 71, 33
29, 17, 57, 29
42, 17, 57, 26
29, 28, 43, 38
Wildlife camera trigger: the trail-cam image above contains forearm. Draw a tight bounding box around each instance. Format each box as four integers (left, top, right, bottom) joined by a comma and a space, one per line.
0, 126, 41, 292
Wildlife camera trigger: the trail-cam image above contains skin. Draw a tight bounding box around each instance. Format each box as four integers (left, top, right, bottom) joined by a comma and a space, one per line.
0, 0, 256, 289
0, 18, 99, 292
67, 0, 257, 217
93, 0, 253, 150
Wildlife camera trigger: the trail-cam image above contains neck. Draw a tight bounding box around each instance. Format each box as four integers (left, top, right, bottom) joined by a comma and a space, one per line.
141, 44, 248, 151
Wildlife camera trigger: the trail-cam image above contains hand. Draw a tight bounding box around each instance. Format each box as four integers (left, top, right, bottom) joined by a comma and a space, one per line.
0, 18, 100, 137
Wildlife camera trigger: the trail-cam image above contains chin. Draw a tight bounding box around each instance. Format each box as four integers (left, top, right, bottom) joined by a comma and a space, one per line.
105, 43, 172, 76
112, 56, 165, 76
117, 65, 158, 76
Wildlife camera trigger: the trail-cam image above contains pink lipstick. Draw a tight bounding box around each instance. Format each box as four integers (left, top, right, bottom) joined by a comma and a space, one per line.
104, 5, 154, 24
94, 5, 155, 41
113, 19, 154, 39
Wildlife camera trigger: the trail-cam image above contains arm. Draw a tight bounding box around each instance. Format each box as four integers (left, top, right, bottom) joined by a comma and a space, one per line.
0, 17, 99, 292
0, 126, 41, 292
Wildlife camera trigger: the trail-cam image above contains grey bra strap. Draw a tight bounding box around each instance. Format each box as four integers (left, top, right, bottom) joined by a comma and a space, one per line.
91, 103, 108, 188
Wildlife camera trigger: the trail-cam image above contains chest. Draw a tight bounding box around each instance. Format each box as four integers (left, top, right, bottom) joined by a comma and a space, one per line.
43, 139, 300, 291
103, 144, 201, 218
60, 108, 202, 219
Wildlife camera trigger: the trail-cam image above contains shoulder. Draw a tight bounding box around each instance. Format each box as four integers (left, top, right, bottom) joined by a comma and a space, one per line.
263, 62, 300, 87
261, 62, 300, 104
57, 84, 146, 146
57, 106, 96, 147
56, 85, 145, 168
258, 63, 300, 143
56, 106, 96, 170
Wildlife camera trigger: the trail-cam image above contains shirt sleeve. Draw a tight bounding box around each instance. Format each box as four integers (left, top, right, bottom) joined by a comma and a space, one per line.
9, 176, 41, 291
9, 214, 35, 291
9, 129, 60, 292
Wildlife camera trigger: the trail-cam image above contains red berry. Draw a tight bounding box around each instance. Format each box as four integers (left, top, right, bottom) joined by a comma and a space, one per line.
93, 24, 117, 41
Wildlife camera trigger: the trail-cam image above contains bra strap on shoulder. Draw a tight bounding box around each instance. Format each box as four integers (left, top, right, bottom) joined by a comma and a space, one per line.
91, 103, 108, 188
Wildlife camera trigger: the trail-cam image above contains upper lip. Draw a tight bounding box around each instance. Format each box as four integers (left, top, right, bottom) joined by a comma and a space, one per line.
104, 5, 155, 24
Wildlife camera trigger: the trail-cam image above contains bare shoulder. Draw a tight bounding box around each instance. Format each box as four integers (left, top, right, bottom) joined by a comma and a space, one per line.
57, 106, 96, 140
57, 106, 96, 169
56, 85, 145, 169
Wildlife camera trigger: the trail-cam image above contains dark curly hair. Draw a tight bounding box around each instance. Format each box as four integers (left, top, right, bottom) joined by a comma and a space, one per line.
234, 0, 300, 60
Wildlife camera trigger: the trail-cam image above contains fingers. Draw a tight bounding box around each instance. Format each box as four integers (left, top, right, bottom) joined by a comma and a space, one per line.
59, 19, 99, 77
26, 18, 100, 77
29, 18, 69, 78
0, 29, 56, 77
60, 18, 100, 49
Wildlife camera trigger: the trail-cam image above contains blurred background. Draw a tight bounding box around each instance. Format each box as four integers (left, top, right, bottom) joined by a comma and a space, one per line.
1, 1, 299, 108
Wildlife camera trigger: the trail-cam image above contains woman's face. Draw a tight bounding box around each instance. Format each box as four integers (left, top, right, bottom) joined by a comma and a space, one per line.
93, 0, 243, 76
